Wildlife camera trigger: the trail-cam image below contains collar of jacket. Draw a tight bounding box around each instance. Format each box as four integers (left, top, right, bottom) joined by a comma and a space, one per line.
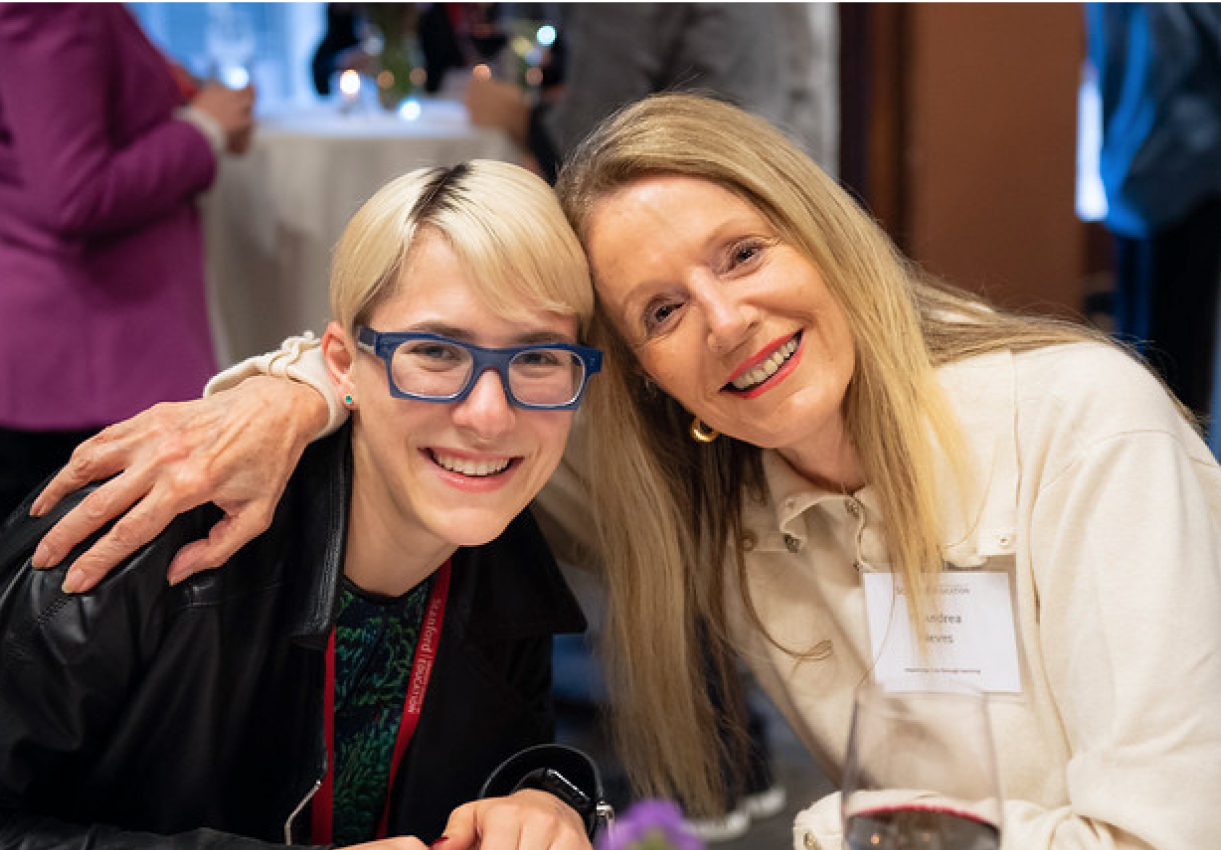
282, 423, 587, 650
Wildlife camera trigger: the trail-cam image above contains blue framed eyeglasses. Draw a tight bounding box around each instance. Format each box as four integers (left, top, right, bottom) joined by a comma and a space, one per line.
357, 326, 603, 411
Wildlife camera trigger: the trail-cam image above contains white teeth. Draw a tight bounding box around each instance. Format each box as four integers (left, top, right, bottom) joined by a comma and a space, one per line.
731, 338, 799, 391
432, 453, 511, 477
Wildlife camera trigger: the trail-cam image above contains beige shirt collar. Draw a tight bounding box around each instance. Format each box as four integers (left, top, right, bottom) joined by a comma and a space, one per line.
744, 349, 1021, 570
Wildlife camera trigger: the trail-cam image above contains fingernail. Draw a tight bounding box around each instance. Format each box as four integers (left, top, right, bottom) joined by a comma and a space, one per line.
31, 542, 49, 569
430, 838, 449, 848
61, 569, 85, 594
28, 497, 45, 517
167, 561, 191, 587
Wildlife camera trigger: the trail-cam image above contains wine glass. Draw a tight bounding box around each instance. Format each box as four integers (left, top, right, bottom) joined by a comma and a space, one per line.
842, 682, 1002, 850
205, 4, 256, 90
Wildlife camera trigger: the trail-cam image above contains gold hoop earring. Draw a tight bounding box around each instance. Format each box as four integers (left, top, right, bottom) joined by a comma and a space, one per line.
690, 417, 720, 444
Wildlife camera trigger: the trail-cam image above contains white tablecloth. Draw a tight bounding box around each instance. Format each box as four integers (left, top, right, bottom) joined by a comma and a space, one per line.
202, 100, 518, 366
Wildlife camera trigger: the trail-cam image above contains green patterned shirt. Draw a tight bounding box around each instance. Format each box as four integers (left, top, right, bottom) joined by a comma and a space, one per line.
331, 576, 431, 844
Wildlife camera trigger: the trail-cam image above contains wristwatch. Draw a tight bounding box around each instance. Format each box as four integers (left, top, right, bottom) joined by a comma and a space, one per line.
481, 744, 615, 838
514, 765, 615, 837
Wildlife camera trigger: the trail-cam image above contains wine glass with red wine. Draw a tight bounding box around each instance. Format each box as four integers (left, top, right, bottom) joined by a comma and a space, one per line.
842, 683, 1002, 850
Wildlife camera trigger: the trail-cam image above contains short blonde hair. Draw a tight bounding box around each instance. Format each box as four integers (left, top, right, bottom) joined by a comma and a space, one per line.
331, 160, 593, 336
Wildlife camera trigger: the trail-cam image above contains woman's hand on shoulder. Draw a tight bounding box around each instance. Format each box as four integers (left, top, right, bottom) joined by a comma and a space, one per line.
436, 789, 593, 850
28, 375, 326, 592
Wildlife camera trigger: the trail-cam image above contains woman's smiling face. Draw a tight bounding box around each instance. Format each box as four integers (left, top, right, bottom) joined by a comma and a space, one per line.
338, 230, 578, 553
586, 174, 856, 457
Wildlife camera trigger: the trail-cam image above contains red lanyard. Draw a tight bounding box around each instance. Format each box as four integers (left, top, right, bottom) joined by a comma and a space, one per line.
311, 560, 452, 842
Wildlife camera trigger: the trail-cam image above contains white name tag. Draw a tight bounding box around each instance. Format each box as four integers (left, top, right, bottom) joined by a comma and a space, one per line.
862, 571, 1022, 694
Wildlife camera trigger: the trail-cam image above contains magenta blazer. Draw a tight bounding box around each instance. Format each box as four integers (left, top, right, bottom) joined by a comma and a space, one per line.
0, 4, 218, 430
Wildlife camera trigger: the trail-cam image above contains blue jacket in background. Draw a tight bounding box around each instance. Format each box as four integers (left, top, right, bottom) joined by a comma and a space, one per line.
1087, 2, 1221, 236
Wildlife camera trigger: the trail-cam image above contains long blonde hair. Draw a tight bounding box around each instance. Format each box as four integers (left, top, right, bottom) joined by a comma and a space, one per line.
556, 93, 1120, 812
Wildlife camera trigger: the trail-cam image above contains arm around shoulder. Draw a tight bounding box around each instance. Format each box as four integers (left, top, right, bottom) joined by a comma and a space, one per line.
205, 332, 345, 440
30, 334, 340, 591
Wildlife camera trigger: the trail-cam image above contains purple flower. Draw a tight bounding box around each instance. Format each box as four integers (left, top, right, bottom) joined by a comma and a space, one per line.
596, 799, 706, 850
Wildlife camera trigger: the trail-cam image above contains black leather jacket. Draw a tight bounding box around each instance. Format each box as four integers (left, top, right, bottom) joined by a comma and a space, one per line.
0, 427, 592, 848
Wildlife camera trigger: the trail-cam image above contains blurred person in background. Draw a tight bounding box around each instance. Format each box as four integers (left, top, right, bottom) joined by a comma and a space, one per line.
0, 3, 254, 521
464, 3, 837, 183
1087, 3, 1221, 437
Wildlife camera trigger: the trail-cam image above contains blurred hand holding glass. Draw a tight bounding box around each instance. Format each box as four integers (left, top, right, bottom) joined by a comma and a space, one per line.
842, 684, 1002, 850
